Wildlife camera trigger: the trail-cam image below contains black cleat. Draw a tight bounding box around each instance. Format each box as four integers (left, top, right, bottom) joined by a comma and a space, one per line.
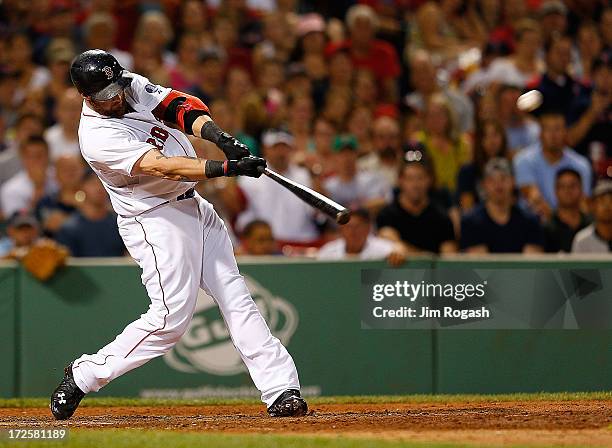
50, 362, 85, 420
267, 389, 308, 417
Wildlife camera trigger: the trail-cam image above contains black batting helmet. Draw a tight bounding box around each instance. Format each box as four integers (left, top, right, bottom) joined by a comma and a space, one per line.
70, 49, 129, 101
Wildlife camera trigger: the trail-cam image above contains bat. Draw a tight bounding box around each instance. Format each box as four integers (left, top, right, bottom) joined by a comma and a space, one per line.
258, 166, 351, 225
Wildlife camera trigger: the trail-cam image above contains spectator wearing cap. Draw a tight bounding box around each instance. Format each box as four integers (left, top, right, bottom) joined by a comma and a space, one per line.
55, 170, 125, 257
191, 49, 224, 105
405, 50, 475, 134
538, 1, 568, 45
358, 115, 403, 188
460, 158, 544, 253
43, 88, 82, 160
83, 12, 134, 70
486, 19, 544, 89
457, 119, 508, 212
318, 208, 406, 266
1, 137, 57, 219
327, 4, 400, 102
236, 220, 279, 256
572, 180, 612, 253
514, 110, 592, 216
236, 129, 320, 246
413, 93, 470, 198
566, 57, 611, 174
35, 154, 85, 237
544, 168, 591, 253
323, 135, 391, 215
497, 84, 541, 154
377, 160, 457, 254
0, 211, 40, 258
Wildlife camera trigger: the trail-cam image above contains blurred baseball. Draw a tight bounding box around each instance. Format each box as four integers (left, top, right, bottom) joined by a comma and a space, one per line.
517, 90, 543, 112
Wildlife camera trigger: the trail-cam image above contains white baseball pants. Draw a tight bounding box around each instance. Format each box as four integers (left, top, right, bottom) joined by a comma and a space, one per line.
71, 194, 300, 406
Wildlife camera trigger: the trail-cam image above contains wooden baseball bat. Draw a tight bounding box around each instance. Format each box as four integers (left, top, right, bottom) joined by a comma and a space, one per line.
258, 167, 351, 225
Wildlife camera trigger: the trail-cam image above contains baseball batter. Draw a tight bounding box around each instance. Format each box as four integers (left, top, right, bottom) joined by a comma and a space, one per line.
50, 50, 307, 419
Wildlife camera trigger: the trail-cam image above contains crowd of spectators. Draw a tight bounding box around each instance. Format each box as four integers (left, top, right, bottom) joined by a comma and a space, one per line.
0, 0, 611, 261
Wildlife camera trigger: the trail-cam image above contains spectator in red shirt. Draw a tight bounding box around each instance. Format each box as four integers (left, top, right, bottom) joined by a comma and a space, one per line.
327, 4, 401, 102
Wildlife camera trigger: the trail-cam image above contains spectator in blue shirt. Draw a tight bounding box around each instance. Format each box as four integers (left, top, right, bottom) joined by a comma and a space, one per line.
0, 211, 40, 258
55, 170, 125, 257
513, 111, 592, 219
461, 158, 545, 253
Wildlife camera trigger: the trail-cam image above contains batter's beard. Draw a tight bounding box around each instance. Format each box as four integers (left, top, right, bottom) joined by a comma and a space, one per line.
89, 95, 129, 118
106, 101, 128, 118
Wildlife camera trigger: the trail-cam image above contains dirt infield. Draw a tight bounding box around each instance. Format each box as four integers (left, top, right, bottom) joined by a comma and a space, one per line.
1, 400, 611, 446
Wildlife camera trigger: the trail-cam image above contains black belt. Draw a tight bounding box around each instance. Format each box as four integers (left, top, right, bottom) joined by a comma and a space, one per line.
176, 188, 195, 201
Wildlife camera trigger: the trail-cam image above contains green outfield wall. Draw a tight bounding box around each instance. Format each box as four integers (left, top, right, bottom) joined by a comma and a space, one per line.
0, 262, 17, 397
1, 256, 610, 398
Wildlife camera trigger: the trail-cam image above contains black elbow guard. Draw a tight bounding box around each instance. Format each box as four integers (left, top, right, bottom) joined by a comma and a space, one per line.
183, 109, 210, 136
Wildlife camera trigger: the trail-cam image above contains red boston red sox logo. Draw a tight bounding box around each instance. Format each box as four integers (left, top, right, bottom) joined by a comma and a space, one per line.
147, 126, 169, 150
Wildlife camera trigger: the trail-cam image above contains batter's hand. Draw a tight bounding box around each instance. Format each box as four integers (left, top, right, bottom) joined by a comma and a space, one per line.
226, 156, 266, 178
217, 133, 251, 160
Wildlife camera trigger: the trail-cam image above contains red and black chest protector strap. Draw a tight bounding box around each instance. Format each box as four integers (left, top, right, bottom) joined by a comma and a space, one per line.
152, 90, 210, 135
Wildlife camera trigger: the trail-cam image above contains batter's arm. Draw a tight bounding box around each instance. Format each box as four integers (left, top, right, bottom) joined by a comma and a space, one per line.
132, 148, 265, 181
152, 90, 250, 160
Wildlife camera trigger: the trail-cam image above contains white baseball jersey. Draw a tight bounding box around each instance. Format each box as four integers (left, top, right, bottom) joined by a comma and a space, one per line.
78, 73, 197, 217
71, 71, 301, 407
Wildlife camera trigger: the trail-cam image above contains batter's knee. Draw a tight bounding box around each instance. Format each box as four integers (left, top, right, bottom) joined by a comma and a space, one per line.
159, 312, 193, 345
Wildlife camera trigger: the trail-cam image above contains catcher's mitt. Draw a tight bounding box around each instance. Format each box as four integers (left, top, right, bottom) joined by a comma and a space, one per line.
20, 239, 69, 281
